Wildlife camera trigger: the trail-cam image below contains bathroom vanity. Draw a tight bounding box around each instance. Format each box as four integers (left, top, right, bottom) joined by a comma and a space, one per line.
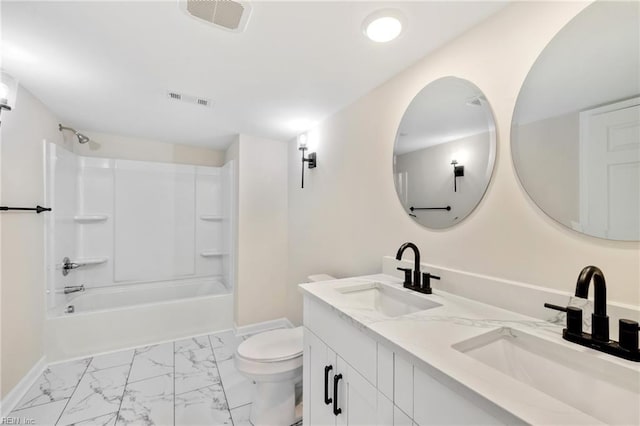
300, 263, 640, 425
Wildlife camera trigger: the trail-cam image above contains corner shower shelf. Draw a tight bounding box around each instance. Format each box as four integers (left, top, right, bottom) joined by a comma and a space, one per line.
200, 251, 225, 257
74, 215, 108, 223
200, 215, 223, 221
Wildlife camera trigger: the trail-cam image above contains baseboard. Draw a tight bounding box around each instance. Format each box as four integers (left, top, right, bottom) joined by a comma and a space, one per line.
234, 317, 294, 337
0, 356, 47, 416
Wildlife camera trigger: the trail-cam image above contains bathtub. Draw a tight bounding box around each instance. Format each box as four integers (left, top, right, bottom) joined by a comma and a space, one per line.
45, 278, 233, 362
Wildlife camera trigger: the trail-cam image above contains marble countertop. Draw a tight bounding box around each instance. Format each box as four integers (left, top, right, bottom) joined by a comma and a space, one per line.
300, 274, 640, 425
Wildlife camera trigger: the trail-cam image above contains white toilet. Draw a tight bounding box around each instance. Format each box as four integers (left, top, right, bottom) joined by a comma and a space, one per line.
235, 274, 335, 426
235, 327, 304, 426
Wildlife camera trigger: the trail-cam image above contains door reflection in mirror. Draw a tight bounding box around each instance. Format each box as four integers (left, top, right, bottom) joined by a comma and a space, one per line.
511, 1, 639, 241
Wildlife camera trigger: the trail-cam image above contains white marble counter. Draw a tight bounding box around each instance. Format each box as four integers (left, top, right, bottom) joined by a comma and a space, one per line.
300, 274, 640, 425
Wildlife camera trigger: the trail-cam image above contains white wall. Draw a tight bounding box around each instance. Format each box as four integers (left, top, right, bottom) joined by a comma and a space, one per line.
72, 130, 225, 167
0, 86, 70, 399
286, 0, 639, 325
395, 132, 491, 229
515, 111, 580, 227
229, 135, 289, 326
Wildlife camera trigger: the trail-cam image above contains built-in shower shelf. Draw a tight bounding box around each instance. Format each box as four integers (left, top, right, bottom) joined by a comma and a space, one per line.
74, 215, 108, 223
200, 251, 225, 257
200, 215, 223, 221
73, 257, 108, 266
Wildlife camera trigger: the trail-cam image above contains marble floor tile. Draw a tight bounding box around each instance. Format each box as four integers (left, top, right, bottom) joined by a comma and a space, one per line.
208, 331, 243, 362
230, 403, 252, 426
216, 358, 255, 409
6, 331, 298, 426
64, 411, 118, 426
14, 359, 91, 410
174, 336, 211, 354
57, 364, 130, 425
8, 399, 68, 426
88, 350, 135, 372
116, 374, 173, 426
174, 345, 221, 395
127, 343, 173, 383
175, 384, 232, 425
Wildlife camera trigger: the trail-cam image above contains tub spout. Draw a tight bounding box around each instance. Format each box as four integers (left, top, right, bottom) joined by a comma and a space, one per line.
64, 285, 85, 294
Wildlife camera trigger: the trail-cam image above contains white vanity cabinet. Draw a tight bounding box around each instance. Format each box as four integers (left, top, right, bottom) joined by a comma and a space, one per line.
303, 296, 510, 426
303, 299, 381, 425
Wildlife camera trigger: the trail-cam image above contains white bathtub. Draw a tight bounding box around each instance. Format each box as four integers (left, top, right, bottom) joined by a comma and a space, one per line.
45, 279, 233, 362
59, 278, 229, 314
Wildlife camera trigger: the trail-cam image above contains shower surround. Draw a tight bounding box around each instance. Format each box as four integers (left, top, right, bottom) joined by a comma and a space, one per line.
43, 142, 235, 361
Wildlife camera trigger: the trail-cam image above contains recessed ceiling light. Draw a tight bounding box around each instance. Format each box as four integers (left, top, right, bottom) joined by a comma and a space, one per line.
363, 10, 406, 43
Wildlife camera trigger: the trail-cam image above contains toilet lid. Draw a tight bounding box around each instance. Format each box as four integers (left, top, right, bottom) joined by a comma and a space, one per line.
237, 327, 303, 362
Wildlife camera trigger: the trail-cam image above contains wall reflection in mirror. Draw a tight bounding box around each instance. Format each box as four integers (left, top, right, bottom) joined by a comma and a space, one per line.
393, 77, 496, 229
512, 0, 639, 241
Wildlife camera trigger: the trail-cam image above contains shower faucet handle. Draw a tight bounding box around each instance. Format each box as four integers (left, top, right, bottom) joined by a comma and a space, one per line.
62, 257, 80, 276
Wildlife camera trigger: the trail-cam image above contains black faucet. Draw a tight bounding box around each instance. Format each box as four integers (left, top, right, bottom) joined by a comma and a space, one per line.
395, 242, 441, 294
396, 242, 421, 289
544, 265, 640, 362
575, 265, 609, 342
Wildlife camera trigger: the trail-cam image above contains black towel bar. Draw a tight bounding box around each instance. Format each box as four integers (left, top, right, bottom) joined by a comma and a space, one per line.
410, 206, 451, 211
1, 205, 52, 214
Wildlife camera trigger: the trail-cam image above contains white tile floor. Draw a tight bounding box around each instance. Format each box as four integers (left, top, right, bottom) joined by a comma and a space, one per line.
7, 330, 301, 426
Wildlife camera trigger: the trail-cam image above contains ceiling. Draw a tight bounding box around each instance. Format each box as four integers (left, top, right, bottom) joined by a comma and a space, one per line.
1, 1, 509, 149
394, 77, 493, 155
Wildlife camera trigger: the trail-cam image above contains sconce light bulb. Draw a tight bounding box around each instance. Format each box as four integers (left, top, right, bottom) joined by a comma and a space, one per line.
298, 133, 308, 150
451, 159, 458, 166
0, 83, 9, 105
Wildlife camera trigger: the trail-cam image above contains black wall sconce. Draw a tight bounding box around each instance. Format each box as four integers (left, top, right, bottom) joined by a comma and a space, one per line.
298, 133, 316, 188
451, 159, 464, 192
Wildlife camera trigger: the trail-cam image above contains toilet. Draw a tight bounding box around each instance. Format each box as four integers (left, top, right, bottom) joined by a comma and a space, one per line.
235, 274, 335, 426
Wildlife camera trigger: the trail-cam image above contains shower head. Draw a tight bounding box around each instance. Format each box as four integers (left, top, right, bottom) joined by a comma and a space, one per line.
58, 124, 91, 144
77, 133, 90, 144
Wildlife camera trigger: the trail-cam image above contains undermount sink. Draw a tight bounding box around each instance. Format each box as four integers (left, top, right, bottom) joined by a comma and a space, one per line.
453, 327, 640, 425
335, 281, 441, 318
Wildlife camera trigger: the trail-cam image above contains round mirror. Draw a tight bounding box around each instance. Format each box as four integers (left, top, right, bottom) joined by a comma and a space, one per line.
511, 1, 639, 241
393, 77, 496, 229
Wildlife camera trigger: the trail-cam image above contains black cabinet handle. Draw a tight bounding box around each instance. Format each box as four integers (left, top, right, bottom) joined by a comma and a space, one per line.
323, 365, 333, 405
333, 374, 343, 416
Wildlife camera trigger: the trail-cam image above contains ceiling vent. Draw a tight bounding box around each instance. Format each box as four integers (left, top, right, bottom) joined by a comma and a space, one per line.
181, 0, 252, 32
167, 91, 212, 108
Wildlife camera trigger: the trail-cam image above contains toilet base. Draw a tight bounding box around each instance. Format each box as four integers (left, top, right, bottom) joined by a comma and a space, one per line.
250, 379, 296, 426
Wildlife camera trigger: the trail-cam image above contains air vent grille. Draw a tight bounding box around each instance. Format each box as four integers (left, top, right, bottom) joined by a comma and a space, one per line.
167, 91, 212, 108
184, 0, 251, 32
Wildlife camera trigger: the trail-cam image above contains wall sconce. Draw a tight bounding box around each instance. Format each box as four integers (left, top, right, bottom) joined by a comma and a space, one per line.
298, 133, 316, 188
0, 71, 18, 125
451, 159, 464, 192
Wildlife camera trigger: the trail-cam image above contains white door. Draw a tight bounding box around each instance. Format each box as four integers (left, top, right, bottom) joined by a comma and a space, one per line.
580, 97, 640, 240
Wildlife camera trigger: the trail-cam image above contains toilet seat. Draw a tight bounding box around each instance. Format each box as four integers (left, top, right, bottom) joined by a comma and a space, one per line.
237, 327, 303, 363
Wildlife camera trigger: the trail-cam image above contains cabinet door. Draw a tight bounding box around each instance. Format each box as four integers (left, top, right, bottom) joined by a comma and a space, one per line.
413, 367, 503, 425
305, 328, 337, 426
338, 356, 379, 426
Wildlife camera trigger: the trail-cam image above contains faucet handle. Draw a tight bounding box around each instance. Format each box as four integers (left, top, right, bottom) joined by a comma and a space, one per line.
397, 267, 413, 288
619, 319, 640, 352
544, 303, 583, 336
418, 272, 440, 294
